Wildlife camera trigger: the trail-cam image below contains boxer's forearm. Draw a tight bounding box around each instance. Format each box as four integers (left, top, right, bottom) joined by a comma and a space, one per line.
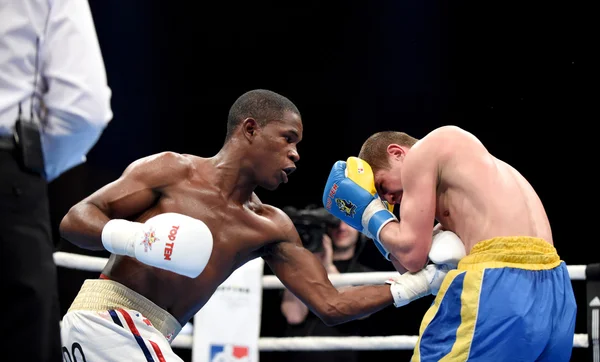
322, 285, 393, 326
379, 222, 427, 272
59, 201, 110, 251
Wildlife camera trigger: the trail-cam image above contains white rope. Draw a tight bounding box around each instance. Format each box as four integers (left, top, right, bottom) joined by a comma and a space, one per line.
52, 251, 589, 286
260, 334, 591, 351
568, 264, 587, 280
54, 251, 591, 352
171, 334, 591, 351
258, 335, 418, 351
59, 317, 588, 351
54, 252, 109, 272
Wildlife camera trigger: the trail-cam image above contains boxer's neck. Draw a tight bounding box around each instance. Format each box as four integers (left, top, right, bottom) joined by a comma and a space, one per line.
209, 145, 258, 203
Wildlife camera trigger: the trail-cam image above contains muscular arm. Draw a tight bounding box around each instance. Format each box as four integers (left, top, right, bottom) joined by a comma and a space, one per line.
59, 152, 191, 250
280, 233, 343, 324
379, 132, 446, 272
264, 217, 392, 326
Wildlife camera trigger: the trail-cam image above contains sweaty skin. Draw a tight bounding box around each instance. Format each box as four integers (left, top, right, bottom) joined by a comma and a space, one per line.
376, 126, 553, 272
60, 111, 392, 327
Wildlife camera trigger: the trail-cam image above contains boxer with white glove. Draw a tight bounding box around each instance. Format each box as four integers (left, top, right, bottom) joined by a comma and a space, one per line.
428, 228, 466, 268
101, 212, 213, 278
322, 156, 396, 260
386, 229, 466, 307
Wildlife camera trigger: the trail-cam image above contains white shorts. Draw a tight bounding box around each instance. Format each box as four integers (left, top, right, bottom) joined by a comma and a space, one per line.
61, 279, 183, 362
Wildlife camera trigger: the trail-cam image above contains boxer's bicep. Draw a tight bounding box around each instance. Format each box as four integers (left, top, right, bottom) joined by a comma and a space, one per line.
60, 153, 192, 250
85, 152, 191, 219
83, 177, 155, 220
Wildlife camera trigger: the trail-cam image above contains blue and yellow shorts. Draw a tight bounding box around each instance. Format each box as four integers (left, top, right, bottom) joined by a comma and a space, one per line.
413, 237, 577, 362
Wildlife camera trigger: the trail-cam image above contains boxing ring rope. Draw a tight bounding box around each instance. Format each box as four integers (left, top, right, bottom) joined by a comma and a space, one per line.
53, 251, 591, 351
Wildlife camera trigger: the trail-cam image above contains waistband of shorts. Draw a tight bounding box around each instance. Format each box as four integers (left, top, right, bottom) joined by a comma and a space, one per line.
68, 279, 182, 340
458, 236, 561, 271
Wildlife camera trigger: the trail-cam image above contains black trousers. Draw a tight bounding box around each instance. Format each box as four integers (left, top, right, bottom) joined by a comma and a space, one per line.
0, 149, 62, 362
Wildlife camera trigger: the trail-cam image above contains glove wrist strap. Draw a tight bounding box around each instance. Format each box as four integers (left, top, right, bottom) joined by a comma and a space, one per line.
363, 200, 397, 239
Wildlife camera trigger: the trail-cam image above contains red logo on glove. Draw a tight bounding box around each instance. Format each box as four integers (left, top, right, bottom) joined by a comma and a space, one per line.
325, 183, 339, 210
164, 225, 179, 260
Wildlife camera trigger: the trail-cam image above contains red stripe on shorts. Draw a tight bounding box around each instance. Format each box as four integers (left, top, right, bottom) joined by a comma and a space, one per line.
149, 340, 167, 362
118, 308, 167, 362
117, 308, 142, 336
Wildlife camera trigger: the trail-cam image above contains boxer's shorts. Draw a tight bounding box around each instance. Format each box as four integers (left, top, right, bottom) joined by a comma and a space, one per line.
62, 279, 183, 361
412, 237, 577, 362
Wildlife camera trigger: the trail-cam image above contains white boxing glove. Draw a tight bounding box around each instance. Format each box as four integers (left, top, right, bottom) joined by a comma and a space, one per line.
428, 230, 466, 267
385, 229, 464, 308
386, 263, 452, 307
101, 212, 213, 278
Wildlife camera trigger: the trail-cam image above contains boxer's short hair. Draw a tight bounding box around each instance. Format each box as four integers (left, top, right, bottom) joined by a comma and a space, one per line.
225, 89, 300, 142
359, 131, 418, 171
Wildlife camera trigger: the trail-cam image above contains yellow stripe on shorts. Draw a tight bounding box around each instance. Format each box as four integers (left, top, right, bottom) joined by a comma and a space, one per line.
439, 269, 484, 362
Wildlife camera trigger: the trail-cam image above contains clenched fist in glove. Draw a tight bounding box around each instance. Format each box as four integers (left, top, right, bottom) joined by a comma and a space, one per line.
322, 157, 396, 260
101, 212, 213, 278
386, 263, 452, 307
386, 230, 466, 307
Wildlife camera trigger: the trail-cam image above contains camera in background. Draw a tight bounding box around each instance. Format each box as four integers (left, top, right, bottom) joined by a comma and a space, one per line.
283, 205, 341, 253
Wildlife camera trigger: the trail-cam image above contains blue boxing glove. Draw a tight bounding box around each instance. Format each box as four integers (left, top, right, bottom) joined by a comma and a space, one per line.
322, 157, 397, 260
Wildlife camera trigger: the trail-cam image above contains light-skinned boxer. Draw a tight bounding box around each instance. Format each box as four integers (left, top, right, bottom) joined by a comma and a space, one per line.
322, 125, 577, 361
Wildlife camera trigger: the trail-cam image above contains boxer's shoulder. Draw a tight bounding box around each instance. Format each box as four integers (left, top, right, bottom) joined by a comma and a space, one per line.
244, 199, 296, 240
420, 126, 484, 155
108, 152, 196, 193
427, 125, 467, 139
403, 127, 466, 172
245, 197, 282, 223
126, 151, 193, 172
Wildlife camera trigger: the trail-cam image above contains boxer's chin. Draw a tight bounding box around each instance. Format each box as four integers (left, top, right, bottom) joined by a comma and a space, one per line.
260, 180, 279, 191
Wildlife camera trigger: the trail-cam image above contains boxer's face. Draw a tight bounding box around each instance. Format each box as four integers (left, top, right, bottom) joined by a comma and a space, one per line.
374, 145, 408, 205
254, 111, 303, 190
374, 158, 404, 205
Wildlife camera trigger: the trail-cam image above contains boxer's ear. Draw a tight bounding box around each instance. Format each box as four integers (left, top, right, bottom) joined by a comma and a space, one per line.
241, 118, 259, 141
387, 144, 405, 159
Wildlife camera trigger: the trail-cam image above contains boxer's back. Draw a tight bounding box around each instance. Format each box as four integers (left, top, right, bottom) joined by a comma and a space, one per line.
433, 127, 552, 254
103, 155, 286, 324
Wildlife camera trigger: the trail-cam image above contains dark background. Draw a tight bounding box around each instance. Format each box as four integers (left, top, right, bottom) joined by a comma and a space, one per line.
51, 0, 592, 361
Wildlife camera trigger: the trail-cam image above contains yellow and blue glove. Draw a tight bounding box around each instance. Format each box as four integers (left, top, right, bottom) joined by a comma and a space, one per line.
322, 157, 397, 260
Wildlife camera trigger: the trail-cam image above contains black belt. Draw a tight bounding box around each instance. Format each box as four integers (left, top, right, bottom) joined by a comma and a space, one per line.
0, 135, 15, 150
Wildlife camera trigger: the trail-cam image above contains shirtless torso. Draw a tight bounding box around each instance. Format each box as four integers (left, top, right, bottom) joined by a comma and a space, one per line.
98, 154, 297, 324
60, 105, 393, 328
362, 125, 574, 361
373, 125, 553, 271
431, 127, 553, 253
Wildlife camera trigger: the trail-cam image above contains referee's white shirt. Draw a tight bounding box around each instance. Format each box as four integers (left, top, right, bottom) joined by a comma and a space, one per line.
0, 0, 113, 181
